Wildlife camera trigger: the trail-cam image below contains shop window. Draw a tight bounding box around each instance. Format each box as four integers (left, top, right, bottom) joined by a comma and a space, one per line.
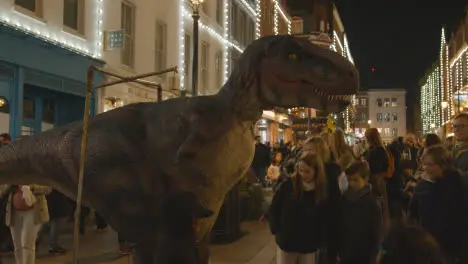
0, 97, 10, 114
63, 0, 85, 34
23, 98, 35, 119
361, 113, 367, 121
42, 99, 55, 124
392, 128, 397, 136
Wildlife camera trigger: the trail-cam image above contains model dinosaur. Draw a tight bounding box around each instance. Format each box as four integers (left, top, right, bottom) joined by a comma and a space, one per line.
0, 35, 358, 263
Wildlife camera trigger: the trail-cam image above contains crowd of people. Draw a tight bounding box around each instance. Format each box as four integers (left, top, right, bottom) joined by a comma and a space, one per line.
253, 113, 468, 264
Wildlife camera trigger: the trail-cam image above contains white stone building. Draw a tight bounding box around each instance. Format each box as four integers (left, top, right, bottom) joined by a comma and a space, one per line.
100, 0, 264, 113
367, 89, 407, 144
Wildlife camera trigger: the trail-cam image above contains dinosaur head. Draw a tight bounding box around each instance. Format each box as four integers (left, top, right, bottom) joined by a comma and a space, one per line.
229, 35, 359, 113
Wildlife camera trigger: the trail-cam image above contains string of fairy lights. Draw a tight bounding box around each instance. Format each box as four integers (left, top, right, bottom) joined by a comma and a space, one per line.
0, 0, 354, 133
421, 27, 467, 135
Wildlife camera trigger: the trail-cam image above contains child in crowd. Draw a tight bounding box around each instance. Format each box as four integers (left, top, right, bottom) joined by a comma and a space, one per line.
268, 152, 328, 264
339, 161, 383, 264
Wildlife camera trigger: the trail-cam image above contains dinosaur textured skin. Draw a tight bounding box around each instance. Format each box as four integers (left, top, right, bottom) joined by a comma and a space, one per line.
0, 35, 358, 263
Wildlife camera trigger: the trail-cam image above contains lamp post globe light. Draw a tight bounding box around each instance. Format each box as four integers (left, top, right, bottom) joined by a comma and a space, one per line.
189, 0, 204, 97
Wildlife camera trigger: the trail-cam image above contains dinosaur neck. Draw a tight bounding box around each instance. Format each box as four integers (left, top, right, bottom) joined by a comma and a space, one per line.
216, 77, 263, 122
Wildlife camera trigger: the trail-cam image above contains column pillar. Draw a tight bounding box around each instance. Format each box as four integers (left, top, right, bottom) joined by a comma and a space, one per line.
10, 67, 24, 138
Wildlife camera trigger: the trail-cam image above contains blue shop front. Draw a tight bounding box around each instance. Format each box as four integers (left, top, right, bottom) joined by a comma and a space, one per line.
0, 22, 104, 139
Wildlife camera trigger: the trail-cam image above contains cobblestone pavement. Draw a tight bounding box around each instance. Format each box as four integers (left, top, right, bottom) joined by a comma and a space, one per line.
0, 221, 275, 264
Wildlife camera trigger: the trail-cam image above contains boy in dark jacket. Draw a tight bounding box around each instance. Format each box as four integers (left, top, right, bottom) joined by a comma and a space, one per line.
339, 161, 383, 264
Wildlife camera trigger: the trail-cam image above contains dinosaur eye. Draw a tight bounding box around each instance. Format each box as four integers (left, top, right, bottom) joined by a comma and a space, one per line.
288, 54, 297, 61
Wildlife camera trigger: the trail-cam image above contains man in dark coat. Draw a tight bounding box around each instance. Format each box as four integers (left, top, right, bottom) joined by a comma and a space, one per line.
251, 136, 271, 186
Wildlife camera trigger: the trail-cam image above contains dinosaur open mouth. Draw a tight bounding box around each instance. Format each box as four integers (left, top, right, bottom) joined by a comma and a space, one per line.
273, 73, 353, 103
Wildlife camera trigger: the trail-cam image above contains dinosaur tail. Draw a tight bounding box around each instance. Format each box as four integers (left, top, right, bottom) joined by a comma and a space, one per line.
0, 127, 71, 187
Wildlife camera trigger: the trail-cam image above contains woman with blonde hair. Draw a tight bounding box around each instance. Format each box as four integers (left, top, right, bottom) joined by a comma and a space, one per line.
297, 137, 342, 263
329, 128, 356, 170
268, 153, 328, 264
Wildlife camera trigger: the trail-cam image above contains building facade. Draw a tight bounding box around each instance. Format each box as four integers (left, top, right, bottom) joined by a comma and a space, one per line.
367, 89, 407, 144
0, 0, 104, 138
352, 91, 369, 138
420, 9, 468, 137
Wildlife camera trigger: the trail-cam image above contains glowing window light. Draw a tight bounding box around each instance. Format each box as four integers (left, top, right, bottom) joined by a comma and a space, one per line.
0, 1, 103, 58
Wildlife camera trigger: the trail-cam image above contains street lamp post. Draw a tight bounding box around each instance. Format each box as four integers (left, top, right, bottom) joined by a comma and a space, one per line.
189, 0, 204, 97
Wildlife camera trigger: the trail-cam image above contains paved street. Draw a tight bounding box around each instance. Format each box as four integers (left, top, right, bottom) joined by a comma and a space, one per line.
0, 221, 275, 264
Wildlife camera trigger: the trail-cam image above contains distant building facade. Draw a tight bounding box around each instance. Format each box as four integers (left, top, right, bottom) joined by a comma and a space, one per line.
420, 9, 467, 137
367, 89, 407, 144
352, 92, 369, 138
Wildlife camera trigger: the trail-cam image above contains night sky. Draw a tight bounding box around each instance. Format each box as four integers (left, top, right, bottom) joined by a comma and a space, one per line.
335, 0, 467, 132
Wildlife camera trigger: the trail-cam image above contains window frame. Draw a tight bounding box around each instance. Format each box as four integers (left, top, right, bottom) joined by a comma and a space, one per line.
62, 0, 85, 35
215, 50, 223, 89
184, 33, 192, 90
154, 20, 167, 74
14, 0, 43, 19
200, 41, 210, 95
121, 1, 136, 68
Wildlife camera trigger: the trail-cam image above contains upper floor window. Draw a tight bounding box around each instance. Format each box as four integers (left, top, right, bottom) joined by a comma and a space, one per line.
121, 2, 135, 67
200, 42, 210, 95
377, 98, 382, 107
184, 34, 192, 90
63, 0, 84, 34
392, 113, 397, 122
360, 98, 367, 106
391, 98, 397, 106
384, 113, 390, 122
353, 98, 358, 106
377, 113, 382, 122
384, 128, 390, 136
384, 98, 390, 107
392, 128, 397, 136
15, 0, 42, 17
155, 20, 167, 73
377, 128, 382, 133
216, 0, 223, 25
215, 51, 223, 89
361, 113, 367, 121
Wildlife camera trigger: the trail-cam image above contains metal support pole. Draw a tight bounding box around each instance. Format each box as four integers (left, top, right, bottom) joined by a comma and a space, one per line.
72, 67, 94, 264
95, 67, 178, 89
192, 11, 200, 97
157, 86, 162, 102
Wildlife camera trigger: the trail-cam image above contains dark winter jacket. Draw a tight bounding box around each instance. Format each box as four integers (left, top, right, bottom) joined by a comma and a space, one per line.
251, 143, 271, 169
268, 178, 326, 253
408, 169, 468, 257
47, 189, 72, 219
339, 184, 383, 263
